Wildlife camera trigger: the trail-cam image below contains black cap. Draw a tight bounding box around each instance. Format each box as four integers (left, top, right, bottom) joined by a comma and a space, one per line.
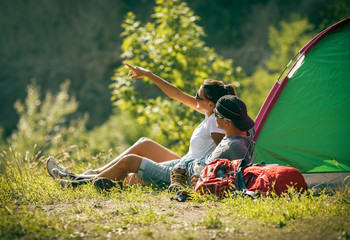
215, 95, 255, 131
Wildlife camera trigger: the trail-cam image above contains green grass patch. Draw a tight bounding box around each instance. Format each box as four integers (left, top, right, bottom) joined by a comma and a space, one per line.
1, 150, 350, 239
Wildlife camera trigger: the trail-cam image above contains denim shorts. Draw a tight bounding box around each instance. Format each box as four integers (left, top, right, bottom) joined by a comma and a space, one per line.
136, 157, 206, 188
136, 158, 180, 188
173, 157, 206, 177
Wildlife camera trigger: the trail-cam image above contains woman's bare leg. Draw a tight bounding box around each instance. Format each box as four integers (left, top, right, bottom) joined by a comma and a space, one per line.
94, 137, 180, 173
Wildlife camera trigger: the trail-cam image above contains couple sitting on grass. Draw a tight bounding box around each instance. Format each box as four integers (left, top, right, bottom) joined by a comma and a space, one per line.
46, 63, 255, 192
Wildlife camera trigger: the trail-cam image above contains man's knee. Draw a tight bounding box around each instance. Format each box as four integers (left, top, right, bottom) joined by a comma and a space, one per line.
119, 154, 143, 172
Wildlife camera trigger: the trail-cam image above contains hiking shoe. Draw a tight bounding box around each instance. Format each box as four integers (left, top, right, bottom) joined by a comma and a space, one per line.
168, 167, 189, 192
46, 156, 67, 179
93, 178, 123, 192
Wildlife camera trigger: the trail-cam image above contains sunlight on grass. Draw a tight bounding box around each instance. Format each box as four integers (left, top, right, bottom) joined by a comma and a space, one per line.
1, 148, 350, 239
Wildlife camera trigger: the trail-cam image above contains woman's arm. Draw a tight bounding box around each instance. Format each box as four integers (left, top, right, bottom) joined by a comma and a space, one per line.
125, 63, 204, 114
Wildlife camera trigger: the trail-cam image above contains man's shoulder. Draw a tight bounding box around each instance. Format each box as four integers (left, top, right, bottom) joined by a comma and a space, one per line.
227, 135, 250, 144
226, 135, 250, 150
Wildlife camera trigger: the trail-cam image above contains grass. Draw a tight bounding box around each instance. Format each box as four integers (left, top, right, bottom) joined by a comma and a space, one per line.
1, 149, 350, 240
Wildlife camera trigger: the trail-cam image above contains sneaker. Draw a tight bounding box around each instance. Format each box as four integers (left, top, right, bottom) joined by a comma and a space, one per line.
51, 168, 64, 180
52, 168, 81, 180
55, 179, 72, 189
93, 178, 123, 192
55, 178, 93, 189
46, 156, 67, 179
168, 167, 189, 192
82, 169, 98, 175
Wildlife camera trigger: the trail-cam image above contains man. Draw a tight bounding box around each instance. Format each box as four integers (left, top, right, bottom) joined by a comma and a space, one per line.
169, 94, 255, 191
48, 95, 254, 191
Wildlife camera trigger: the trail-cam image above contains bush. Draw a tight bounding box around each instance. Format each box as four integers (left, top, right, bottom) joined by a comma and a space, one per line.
7, 80, 87, 159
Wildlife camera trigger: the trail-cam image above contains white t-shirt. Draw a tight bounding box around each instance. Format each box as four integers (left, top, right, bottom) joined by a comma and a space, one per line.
182, 113, 225, 160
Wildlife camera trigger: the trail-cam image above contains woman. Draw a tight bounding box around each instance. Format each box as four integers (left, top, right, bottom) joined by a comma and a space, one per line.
47, 63, 236, 187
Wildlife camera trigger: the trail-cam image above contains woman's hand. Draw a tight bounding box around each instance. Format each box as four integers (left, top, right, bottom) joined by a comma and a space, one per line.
190, 174, 200, 189
124, 62, 151, 79
124, 62, 199, 112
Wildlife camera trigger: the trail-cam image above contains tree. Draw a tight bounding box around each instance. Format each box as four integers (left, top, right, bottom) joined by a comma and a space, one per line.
110, 0, 241, 154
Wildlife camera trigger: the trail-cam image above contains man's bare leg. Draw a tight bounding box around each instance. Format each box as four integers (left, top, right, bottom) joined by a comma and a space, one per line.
96, 154, 143, 182
94, 137, 180, 174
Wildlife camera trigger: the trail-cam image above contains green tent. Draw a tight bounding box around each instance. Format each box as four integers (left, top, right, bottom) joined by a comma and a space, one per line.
252, 18, 350, 188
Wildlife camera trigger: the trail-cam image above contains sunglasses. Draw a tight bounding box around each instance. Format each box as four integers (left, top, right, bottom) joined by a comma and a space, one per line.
196, 92, 213, 103
214, 109, 232, 121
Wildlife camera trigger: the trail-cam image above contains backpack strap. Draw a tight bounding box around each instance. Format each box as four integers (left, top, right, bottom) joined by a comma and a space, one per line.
242, 128, 256, 165
231, 162, 259, 198
242, 139, 255, 166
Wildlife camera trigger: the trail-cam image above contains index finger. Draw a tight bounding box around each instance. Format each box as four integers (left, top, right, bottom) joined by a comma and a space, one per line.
123, 62, 135, 70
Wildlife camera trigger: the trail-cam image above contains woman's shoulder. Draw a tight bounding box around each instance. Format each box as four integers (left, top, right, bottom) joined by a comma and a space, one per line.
207, 113, 216, 122
199, 113, 215, 125
207, 113, 225, 133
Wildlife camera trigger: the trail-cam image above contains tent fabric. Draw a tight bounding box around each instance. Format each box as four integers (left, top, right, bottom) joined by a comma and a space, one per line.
252, 18, 350, 176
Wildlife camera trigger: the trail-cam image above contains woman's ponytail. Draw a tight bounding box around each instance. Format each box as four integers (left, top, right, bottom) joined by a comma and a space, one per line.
225, 84, 236, 96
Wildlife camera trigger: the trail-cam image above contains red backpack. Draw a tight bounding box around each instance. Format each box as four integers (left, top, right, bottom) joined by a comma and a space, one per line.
243, 164, 307, 196
194, 158, 244, 198
194, 159, 307, 198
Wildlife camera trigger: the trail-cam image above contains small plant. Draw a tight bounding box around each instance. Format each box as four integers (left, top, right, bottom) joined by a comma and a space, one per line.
201, 209, 223, 229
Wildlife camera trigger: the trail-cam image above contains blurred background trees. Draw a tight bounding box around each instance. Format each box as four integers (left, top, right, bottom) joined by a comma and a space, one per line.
1, 0, 349, 160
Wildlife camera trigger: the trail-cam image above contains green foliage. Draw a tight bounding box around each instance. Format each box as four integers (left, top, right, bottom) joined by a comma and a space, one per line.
240, 16, 315, 119
111, 0, 240, 154
8, 80, 87, 157
3, 79, 150, 169
86, 111, 152, 155
267, 15, 315, 74
319, 0, 350, 29
240, 68, 278, 118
